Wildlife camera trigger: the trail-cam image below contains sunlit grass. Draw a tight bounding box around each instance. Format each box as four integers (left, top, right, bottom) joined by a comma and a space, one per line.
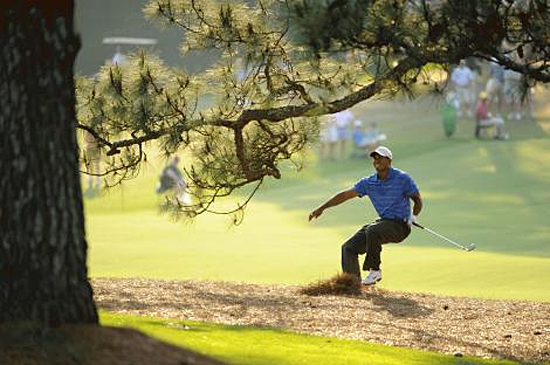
85, 97, 550, 303
100, 311, 518, 365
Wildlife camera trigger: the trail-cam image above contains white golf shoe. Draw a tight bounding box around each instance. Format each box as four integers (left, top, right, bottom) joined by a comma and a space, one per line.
361, 270, 382, 285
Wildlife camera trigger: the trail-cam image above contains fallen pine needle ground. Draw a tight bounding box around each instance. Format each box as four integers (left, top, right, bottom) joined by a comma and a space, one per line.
92, 277, 550, 364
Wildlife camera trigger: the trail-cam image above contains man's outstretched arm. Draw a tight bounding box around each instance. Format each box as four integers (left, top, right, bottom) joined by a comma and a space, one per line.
309, 189, 358, 221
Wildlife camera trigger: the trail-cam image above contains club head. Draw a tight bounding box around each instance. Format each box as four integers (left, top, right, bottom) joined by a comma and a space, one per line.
465, 243, 476, 252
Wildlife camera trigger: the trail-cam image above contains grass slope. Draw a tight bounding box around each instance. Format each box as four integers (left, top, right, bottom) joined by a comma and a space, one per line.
85, 93, 550, 302
100, 312, 518, 365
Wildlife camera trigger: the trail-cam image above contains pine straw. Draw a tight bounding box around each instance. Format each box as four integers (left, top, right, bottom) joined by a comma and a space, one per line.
299, 273, 362, 296
92, 278, 550, 364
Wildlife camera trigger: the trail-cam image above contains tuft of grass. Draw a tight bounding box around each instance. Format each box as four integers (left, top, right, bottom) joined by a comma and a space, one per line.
299, 273, 362, 296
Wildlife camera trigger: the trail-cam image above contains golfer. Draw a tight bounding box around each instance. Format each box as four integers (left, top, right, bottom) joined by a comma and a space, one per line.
309, 146, 423, 285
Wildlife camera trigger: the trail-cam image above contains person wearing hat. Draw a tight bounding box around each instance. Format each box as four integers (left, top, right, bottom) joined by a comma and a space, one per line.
309, 146, 423, 285
475, 91, 509, 140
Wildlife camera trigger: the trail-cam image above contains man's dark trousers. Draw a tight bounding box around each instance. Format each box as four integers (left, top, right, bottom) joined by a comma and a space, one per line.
341, 219, 411, 280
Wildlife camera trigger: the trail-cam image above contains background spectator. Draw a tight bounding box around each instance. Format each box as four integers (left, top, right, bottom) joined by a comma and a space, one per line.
450, 60, 477, 118
475, 92, 509, 140
333, 110, 354, 159
352, 120, 387, 157
156, 156, 190, 204
111, 45, 126, 65
503, 69, 524, 121
485, 61, 505, 115
318, 117, 339, 161
83, 130, 101, 196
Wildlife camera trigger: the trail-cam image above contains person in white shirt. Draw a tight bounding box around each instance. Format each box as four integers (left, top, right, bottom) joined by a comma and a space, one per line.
111, 46, 126, 66
318, 117, 339, 161
332, 110, 354, 159
450, 60, 476, 118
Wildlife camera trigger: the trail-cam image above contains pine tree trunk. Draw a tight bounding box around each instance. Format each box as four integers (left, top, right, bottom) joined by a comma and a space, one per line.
0, 1, 98, 324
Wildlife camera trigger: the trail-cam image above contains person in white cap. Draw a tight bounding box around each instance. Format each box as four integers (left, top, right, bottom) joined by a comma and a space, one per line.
309, 146, 423, 285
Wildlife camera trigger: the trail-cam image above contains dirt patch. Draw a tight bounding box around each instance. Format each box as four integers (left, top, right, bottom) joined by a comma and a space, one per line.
92, 277, 550, 364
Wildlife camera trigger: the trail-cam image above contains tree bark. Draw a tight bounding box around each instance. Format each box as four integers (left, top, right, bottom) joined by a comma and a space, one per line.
0, 0, 98, 324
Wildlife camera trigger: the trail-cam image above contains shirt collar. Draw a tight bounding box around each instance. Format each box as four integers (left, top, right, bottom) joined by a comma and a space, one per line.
373, 167, 395, 182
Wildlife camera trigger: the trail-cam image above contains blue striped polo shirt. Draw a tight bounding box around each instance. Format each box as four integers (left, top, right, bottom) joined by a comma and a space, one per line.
353, 167, 419, 222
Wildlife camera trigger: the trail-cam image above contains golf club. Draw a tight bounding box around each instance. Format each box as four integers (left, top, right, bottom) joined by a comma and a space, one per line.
413, 222, 476, 252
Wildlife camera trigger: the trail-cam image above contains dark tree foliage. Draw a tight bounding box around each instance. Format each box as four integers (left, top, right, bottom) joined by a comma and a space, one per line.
292, 0, 549, 80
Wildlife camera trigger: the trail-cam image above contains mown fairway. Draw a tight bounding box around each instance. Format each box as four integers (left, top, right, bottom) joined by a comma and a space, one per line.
85, 92, 550, 303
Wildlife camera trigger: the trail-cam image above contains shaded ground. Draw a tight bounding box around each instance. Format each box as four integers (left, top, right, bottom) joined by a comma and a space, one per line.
92, 278, 550, 364
0, 323, 224, 365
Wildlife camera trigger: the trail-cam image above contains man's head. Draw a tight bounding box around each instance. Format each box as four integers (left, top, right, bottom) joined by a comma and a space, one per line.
479, 91, 488, 101
369, 146, 392, 172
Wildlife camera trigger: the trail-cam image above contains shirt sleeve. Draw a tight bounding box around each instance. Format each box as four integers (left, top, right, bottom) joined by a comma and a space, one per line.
353, 178, 369, 198
403, 174, 419, 197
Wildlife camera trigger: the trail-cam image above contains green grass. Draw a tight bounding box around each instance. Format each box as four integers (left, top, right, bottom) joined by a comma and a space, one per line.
100, 311, 517, 365
85, 93, 550, 302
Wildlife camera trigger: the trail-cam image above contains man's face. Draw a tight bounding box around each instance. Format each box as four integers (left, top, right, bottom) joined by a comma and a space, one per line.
372, 153, 391, 172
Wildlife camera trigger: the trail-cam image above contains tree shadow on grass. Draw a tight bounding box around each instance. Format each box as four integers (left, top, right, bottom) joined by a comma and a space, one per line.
104, 301, 527, 364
